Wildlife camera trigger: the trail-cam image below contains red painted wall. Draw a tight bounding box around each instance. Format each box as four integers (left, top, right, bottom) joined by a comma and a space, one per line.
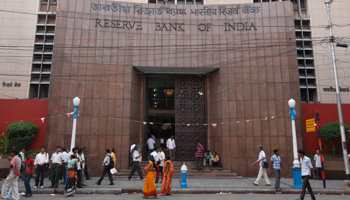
0, 99, 48, 151
302, 103, 350, 154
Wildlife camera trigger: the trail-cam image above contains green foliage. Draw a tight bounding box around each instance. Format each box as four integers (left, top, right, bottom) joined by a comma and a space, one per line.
27, 150, 41, 157
6, 122, 38, 150
0, 132, 14, 155
320, 122, 350, 155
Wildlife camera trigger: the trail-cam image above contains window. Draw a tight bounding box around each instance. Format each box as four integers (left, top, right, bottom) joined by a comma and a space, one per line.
30, 85, 39, 99
39, 85, 50, 98
150, 0, 200, 4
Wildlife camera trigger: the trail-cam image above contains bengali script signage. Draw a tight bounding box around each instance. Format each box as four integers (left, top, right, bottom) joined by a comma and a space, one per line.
91, 3, 260, 16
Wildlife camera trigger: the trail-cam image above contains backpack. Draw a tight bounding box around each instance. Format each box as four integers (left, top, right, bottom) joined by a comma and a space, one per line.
107, 155, 114, 169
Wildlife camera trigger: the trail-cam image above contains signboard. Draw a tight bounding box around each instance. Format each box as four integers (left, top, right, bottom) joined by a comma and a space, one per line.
306, 118, 316, 132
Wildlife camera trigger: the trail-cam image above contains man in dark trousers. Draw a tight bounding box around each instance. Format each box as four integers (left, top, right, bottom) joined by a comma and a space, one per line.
128, 146, 144, 180
50, 146, 63, 188
296, 149, 317, 200
34, 146, 49, 189
95, 149, 114, 185
83, 147, 91, 180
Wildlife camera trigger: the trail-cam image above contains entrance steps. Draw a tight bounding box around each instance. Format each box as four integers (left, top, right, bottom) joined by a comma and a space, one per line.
116, 161, 243, 179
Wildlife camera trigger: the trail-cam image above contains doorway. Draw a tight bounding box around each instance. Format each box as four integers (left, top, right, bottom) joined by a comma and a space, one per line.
144, 75, 206, 161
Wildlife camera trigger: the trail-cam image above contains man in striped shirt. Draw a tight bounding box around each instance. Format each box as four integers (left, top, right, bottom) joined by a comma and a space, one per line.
195, 143, 204, 171
270, 149, 285, 191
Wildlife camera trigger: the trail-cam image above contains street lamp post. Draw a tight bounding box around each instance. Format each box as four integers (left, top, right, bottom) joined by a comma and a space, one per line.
324, 0, 350, 181
70, 97, 80, 151
288, 99, 302, 189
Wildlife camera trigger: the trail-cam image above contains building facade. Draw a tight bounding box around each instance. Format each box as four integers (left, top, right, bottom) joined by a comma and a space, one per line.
0, 0, 349, 177
43, 0, 301, 177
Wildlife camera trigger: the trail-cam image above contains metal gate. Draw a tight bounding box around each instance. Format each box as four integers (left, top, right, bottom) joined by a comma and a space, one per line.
175, 76, 206, 161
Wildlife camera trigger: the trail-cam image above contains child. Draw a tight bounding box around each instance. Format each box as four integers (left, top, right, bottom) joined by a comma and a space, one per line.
24, 152, 34, 197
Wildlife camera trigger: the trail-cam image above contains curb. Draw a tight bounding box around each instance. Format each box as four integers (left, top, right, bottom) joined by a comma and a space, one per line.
121, 188, 350, 195
14, 188, 350, 196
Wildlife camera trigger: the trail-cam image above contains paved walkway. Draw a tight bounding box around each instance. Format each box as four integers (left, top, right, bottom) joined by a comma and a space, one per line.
1, 177, 349, 195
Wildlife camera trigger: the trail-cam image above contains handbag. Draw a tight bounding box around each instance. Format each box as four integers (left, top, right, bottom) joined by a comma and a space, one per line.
262, 161, 269, 168
110, 167, 117, 175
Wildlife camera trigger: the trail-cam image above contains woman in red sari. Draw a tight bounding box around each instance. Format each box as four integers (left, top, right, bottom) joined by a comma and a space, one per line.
161, 155, 174, 195
143, 156, 159, 198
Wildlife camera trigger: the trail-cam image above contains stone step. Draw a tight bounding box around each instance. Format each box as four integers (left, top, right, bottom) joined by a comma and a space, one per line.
113, 172, 241, 179
120, 169, 232, 173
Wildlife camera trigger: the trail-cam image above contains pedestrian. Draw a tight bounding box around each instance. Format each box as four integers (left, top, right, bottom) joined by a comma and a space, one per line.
195, 143, 204, 171
147, 135, 156, 159
251, 145, 271, 186
66, 148, 70, 154
270, 149, 285, 192
314, 150, 323, 180
23, 152, 34, 197
78, 149, 87, 186
143, 155, 158, 198
166, 135, 176, 161
34, 146, 49, 189
83, 147, 91, 180
75, 148, 83, 188
161, 155, 174, 196
61, 147, 69, 185
50, 146, 63, 188
151, 147, 160, 183
65, 155, 78, 198
203, 150, 212, 167
158, 147, 165, 183
211, 152, 222, 171
129, 141, 137, 169
111, 148, 117, 167
19, 147, 25, 181
128, 146, 144, 181
296, 149, 317, 200
1, 149, 21, 200
96, 149, 114, 185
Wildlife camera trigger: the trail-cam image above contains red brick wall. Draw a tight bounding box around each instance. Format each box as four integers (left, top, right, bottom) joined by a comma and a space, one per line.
302, 103, 350, 154
0, 99, 48, 151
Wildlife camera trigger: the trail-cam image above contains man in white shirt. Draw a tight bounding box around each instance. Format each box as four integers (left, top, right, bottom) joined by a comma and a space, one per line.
128, 146, 144, 180
60, 147, 69, 184
157, 147, 165, 183
314, 150, 323, 180
147, 136, 156, 159
96, 149, 114, 185
296, 149, 316, 200
251, 145, 271, 186
50, 146, 63, 188
166, 135, 176, 160
34, 146, 49, 189
79, 149, 87, 186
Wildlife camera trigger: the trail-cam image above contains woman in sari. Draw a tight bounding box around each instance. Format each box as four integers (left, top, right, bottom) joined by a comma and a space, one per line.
161, 155, 174, 195
143, 155, 158, 198
65, 155, 78, 197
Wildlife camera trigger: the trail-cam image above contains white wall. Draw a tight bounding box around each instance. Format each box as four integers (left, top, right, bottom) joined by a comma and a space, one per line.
310, 0, 350, 103
0, 0, 39, 99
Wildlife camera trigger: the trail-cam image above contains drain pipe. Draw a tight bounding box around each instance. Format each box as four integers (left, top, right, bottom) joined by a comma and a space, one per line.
297, 0, 303, 19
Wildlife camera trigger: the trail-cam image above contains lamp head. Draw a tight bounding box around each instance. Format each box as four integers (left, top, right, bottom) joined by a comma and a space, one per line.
324, 0, 334, 4
288, 99, 296, 108
73, 97, 80, 106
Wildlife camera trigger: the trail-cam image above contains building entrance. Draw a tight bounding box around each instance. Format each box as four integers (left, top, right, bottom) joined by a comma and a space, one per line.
144, 75, 206, 161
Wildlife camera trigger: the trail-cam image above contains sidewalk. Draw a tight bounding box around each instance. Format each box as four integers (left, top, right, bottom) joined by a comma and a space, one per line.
1, 177, 349, 195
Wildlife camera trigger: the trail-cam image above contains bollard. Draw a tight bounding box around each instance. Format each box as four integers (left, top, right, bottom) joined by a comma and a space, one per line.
180, 162, 188, 188
291, 167, 302, 189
